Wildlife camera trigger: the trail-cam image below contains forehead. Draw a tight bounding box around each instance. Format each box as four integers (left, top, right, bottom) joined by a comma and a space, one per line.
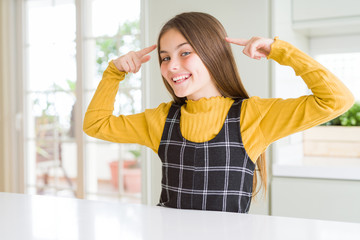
159, 28, 188, 51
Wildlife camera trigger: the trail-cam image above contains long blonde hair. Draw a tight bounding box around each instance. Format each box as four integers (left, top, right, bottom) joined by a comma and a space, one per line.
157, 12, 267, 197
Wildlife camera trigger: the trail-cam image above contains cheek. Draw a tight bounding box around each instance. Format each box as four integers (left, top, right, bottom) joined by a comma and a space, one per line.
182, 56, 194, 67
160, 63, 167, 77
184, 55, 204, 73
160, 64, 172, 84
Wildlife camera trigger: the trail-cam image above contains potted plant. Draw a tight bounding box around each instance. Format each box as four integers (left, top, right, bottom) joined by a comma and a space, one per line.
109, 149, 141, 193
303, 102, 360, 158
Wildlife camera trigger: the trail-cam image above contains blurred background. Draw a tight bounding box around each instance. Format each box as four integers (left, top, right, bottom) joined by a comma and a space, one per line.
0, 0, 359, 223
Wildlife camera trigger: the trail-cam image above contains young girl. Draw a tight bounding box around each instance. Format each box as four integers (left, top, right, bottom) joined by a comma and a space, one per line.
83, 12, 354, 213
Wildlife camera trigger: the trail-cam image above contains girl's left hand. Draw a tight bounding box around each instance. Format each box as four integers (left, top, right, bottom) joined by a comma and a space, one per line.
225, 36, 274, 60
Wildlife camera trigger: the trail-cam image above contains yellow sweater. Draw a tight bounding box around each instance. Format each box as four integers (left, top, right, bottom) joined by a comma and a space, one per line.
83, 38, 354, 163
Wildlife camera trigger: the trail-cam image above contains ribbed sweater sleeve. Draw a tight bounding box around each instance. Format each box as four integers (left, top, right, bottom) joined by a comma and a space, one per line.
241, 38, 355, 161
82, 61, 171, 153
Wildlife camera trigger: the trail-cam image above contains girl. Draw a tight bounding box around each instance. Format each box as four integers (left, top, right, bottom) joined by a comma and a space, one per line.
83, 12, 354, 213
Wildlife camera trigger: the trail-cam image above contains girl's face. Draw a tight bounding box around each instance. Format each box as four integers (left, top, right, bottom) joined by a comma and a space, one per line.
159, 29, 221, 101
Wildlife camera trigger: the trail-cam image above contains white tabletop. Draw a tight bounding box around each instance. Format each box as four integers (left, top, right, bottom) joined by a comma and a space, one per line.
1, 192, 359, 240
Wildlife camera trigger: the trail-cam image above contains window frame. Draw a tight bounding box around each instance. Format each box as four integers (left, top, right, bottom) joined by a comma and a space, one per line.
12, 0, 150, 202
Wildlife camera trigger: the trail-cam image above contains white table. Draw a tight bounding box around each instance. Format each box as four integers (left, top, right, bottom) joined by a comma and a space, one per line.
1, 192, 359, 240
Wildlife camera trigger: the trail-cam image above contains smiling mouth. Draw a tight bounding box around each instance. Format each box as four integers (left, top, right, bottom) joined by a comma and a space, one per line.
172, 74, 191, 84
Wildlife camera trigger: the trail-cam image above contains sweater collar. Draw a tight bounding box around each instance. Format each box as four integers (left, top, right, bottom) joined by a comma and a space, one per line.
184, 96, 232, 113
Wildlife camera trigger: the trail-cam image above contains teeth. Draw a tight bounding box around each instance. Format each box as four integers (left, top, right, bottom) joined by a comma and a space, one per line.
173, 75, 190, 82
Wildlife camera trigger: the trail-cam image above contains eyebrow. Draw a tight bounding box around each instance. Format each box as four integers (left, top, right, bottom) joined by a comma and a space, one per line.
159, 42, 189, 54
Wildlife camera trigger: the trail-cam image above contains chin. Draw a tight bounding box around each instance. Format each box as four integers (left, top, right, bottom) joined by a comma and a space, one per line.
174, 92, 187, 98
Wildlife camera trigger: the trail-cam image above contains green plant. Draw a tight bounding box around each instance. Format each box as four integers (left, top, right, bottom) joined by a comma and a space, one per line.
127, 149, 141, 168
322, 102, 360, 126
129, 149, 141, 158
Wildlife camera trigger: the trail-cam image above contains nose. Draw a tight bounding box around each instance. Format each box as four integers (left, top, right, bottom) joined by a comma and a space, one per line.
168, 57, 179, 71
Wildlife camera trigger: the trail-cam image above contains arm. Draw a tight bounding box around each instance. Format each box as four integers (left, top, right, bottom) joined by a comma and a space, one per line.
83, 62, 148, 145
227, 37, 355, 161
258, 38, 354, 145
83, 45, 170, 152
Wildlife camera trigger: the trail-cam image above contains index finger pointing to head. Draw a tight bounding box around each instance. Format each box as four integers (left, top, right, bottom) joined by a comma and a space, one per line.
136, 44, 157, 57
225, 37, 249, 46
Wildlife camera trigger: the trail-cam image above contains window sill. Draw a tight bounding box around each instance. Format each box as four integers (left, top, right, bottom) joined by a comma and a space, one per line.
272, 156, 360, 181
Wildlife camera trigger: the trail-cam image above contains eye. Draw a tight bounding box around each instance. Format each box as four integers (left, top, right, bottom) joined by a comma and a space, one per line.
161, 56, 170, 62
181, 51, 191, 57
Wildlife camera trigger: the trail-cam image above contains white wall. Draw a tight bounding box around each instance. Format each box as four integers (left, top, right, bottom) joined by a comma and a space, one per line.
144, 0, 271, 214
272, 177, 360, 222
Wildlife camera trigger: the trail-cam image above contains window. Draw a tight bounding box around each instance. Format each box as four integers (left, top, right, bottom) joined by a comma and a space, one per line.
82, 0, 142, 202
301, 39, 360, 174
315, 53, 360, 101
25, 0, 77, 197
272, 34, 360, 180
24, 0, 143, 203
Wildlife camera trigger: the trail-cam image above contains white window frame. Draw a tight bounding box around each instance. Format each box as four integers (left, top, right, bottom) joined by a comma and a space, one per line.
4, 0, 152, 204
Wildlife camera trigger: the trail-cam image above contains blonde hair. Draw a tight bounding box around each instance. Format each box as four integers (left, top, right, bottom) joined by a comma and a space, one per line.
157, 12, 267, 198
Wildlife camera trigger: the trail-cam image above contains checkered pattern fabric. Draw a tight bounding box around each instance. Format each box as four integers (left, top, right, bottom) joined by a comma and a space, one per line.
158, 99, 256, 213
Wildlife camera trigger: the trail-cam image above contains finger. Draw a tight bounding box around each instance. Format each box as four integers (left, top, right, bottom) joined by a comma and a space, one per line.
124, 61, 131, 73
133, 57, 142, 73
134, 58, 141, 73
242, 44, 251, 58
126, 52, 138, 72
242, 49, 251, 58
136, 44, 157, 57
130, 51, 140, 67
123, 58, 132, 72
248, 43, 258, 58
121, 60, 129, 72
140, 55, 151, 64
225, 37, 249, 46
131, 58, 139, 73
256, 52, 267, 58
113, 58, 124, 72
126, 58, 135, 73
119, 55, 131, 72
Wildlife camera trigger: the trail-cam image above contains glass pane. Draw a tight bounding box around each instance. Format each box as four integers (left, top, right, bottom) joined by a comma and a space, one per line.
85, 143, 141, 201
26, 137, 77, 198
25, 0, 77, 197
83, 0, 142, 203
84, 34, 141, 91
95, 38, 118, 76
118, 34, 141, 55
27, 0, 76, 45
26, 91, 77, 195
89, 0, 140, 37
84, 90, 96, 113
27, 42, 76, 92
27, 92, 75, 139
113, 88, 142, 116
316, 52, 360, 101
26, 0, 76, 92
85, 142, 120, 194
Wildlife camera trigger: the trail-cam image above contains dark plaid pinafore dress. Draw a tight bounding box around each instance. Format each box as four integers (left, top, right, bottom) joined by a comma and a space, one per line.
157, 99, 256, 213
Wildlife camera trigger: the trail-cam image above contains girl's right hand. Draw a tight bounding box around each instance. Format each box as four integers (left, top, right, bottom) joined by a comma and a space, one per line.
113, 44, 157, 73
